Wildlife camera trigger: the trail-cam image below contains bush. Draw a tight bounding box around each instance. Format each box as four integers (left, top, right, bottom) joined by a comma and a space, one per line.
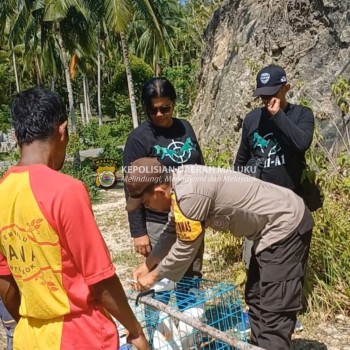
0, 167, 7, 178
103, 55, 154, 121
162, 64, 198, 118
79, 117, 131, 167
202, 138, 234, 168
63, 127, 100, 202
61, 159, 100, 203
304, 148, 350, 315
61, 117, 130, 202
0, 63, 13, 101
0, 62, 15, 132
96, 118, 131, 149
0, 105, 11, 133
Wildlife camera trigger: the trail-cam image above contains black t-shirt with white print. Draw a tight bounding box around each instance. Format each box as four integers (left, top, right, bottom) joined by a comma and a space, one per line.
234, 104, 314, 191
123, 118, 204, 237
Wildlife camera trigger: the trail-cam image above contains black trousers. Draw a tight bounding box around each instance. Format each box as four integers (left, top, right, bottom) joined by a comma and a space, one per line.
245, 228, 312, 350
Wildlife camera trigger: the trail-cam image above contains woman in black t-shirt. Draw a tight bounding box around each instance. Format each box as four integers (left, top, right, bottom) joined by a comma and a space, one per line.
123, 77, 204, 278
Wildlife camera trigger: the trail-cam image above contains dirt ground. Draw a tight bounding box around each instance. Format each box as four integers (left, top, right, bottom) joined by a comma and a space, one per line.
1, 188, 349, 349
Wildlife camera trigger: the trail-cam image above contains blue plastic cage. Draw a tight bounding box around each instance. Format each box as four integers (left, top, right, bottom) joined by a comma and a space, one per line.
119, 277, 247, 349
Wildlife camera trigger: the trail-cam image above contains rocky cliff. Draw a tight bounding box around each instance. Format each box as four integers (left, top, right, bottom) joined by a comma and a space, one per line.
191, 0, 350, 152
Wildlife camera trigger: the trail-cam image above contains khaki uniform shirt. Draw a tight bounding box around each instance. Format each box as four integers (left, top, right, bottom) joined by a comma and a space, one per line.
151, 165, 314, 281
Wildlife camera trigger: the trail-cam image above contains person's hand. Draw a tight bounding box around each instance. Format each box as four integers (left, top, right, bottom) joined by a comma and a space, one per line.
127, 328, 150, 350
267, 97, 281, 116
134, 235, 151, 257
134, 270, 160, 292
133, 262, 150, 282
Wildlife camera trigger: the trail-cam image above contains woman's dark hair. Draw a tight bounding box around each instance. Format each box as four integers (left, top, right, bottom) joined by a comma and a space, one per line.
141, 77, 177, 111
11, 87, 67, 147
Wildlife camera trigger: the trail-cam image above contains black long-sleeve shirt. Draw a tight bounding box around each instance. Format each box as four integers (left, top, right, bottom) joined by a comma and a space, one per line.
234, 104, 314, 190
123, 118, 204, 237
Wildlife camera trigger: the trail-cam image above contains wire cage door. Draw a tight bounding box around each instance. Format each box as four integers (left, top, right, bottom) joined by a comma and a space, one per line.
118, 277, 249, 350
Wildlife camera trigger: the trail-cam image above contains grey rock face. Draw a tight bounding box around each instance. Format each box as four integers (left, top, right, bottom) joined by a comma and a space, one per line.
191, 0, 350, 151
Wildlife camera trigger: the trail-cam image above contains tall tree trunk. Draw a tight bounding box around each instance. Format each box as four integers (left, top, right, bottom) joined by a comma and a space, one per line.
97, 26, 103, 127
34, 55, 42, 86
120, 32, 138, 129
156, 62, 163, 77
11, 43, 20, 93
83, 76, 90, 123
56, 23, 76, 132
56, 23, 79, 169
51, 78, 56, 92
86, 78, 92, 119
80, 103, 85, 126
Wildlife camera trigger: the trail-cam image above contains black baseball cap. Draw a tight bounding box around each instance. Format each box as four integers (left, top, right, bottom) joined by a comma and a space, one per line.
253, 64, 287, 97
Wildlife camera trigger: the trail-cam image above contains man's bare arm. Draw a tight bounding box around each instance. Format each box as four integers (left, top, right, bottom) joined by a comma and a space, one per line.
91, 274, 149, 349
0, 275, 21, 322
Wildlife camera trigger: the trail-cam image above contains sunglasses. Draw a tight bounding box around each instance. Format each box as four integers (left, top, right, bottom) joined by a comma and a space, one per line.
148, 105, 173, 116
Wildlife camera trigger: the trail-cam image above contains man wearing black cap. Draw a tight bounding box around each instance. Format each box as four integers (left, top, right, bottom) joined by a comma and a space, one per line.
234, 64, 314, 191
234, 65, 315, 262
234, 64, 315, 336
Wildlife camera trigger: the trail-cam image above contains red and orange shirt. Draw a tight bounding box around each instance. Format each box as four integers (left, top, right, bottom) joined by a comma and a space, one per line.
0, 164, 118, 349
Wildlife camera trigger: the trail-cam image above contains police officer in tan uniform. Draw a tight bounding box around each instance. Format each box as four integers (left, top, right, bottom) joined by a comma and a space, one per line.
125, 157, 313, 350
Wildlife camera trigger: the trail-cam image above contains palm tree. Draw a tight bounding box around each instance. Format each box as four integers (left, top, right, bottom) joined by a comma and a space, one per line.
130, 0, 182, 73
23, 0, 99, 170
2, 0, 186, 131
97, 24, 103, 126
119, 31, 139, 129
11, 0, 95, 132
103, 0, 165, 129
179, 0, 225, 62
56, 22, 77, 131
0, 0, 22, 92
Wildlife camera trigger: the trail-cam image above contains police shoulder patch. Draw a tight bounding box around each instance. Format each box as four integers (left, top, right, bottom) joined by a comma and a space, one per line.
171, 193, 202, 241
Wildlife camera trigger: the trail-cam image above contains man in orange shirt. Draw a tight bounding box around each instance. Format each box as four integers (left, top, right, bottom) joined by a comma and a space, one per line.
0, 87, 149, 350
